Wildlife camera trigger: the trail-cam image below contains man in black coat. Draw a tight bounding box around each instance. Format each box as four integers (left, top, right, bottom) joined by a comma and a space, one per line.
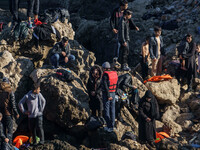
139, 90, 159, 148
176, 34, 196, 92
87, 65, 103, 117
118, 9, 139, 71
9, 0, 20, 30
110, 0, 128, 60
0, 113, 10, 150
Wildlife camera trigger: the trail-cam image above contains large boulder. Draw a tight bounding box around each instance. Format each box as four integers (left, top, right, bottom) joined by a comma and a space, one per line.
120, 139, 149, 150
0, 50, 34, 100
145, 79, 180, 104
30, 68, 90, 128
0, 19, 75, 68
161, 105, 182, 136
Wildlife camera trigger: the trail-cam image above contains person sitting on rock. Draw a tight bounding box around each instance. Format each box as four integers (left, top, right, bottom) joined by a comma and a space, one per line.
0, 113, 10, 150
118, 9, 139, 71
50, 37, 75, 69
27, 0, 40, 28
116, 73, 139, 119
139, 90, 159, 148
0, 73, 19, 145
18, 84, 46, 145
101, 62, 118, 132
87, 65, 103, 118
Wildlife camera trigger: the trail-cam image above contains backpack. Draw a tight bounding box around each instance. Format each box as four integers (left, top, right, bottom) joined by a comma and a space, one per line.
85, 116, 104, 131
56, 69, 74, 82
13, 22, 29, 41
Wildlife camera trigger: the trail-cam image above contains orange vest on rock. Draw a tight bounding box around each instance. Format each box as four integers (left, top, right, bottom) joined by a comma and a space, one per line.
103, 71, 118, 93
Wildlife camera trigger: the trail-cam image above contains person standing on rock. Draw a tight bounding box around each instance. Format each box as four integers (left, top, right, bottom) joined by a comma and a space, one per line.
101, 62, 118, 132
141, 36, 150, 79
27, 0, 40, 28
18, 84, 46, 145
149, 26, 164, 76
9, 0, 20, 30
118, 9, 139, 71
0, 73, 19, 145
110, 0, 128, 62
180, 34, 196, 92
50, 37, 75, 69
87, 65, 103, 118
139, 90, 159, 148
0, 113, 10, 150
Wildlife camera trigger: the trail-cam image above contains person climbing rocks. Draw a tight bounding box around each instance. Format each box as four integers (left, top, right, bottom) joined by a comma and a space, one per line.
0, 72, 19, 145
18, 84, 46, 145
110, 0, 128, 63
101, 62, 118, 132
141, 36, 150, 79
118, 9, 139, 71
50, 37, 75, 69
0, 113, 10, 150
139, 90, 159, 148
87, 65, 103, 118
116, 73, 139, 120
149, 26, 164, 76
27, 0, 40, 28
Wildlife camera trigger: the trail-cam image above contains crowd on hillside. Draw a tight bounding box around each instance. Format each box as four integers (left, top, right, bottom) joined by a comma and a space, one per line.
0, 0, 199, 149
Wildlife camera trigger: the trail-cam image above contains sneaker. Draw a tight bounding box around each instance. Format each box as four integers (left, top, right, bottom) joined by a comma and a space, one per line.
104, 127, 113, 132
28, 21, 33, 29
122, 64, 131, 71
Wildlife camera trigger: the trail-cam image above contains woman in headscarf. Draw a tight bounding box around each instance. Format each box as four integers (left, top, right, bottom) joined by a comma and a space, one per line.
138, 90, 159, 148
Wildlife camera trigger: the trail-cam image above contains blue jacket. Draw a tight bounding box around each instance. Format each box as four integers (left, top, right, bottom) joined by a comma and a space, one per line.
149, 36, 164, 59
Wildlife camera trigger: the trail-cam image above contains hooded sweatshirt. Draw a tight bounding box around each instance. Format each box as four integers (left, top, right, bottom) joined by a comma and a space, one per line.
18, 90, 46, 118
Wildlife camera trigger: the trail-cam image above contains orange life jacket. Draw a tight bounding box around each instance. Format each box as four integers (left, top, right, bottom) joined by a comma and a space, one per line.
103, 71, 118, 93
13, 135, 29, 148
144, 74, 173, 84
155, 132, 170, 143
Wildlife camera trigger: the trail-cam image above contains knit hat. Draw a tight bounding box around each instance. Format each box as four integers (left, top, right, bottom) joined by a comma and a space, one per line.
102, 62, 111, 69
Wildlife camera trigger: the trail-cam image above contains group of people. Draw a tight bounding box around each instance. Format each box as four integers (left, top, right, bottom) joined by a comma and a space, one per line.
3, 0, 200, 149
0, 72, 46, 149
9, 0, 40, 29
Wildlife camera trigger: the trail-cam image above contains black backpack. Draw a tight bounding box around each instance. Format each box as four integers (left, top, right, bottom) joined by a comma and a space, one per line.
56, 69, 74, 82
85, 116, 104, 131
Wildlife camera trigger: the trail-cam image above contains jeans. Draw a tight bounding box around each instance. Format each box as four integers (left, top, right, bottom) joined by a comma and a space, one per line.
28, 116, 44, 144
141, 56, 149, 79
27, 0, 40, 17
114, 34, 121, 58
50, 53, 75, 68
2, 116, 13, 144
9, 0, 20, 22
103, 92, 116, 128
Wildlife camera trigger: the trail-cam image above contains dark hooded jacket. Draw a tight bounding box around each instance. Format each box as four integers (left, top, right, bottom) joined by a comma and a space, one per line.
51, 42, 71, 58
139, 90, 159, 142
87, 65, 103, 111
0, 82, 19, 116
117, 73, 133, 93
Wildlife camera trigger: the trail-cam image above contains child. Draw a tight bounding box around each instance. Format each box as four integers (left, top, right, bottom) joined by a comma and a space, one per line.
141, 36, 150, 79
0, 113, 10, 150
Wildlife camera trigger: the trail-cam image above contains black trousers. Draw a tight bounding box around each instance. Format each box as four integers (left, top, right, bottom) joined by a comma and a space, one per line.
120, 42, 129, 65
2, 115, 13, 144
27, 0, 40, 17
28, 116, 44, 144
141, 56, 149, 79
9, 0, 20, 22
